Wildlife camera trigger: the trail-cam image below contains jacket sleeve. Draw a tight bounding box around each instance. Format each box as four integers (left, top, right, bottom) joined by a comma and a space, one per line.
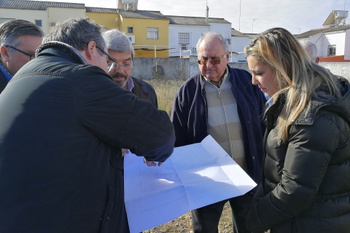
74, 67, 175, 162
170, 85, 189, 147
247, 113, 341, 232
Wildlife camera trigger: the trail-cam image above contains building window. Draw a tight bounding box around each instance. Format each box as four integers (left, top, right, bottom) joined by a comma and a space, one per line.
127, 27, 133, 34
35, 20, 42, 27
50, 22, 56, 27
328, 45, 336, 56
178, 32, 190, 45
178, 33, 190, 51
147, 27, 158, 39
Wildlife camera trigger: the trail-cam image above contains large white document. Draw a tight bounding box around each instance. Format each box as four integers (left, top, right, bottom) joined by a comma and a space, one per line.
124, 135, 257, 233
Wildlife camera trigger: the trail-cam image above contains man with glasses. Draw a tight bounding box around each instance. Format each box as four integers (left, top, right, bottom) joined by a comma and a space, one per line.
0, 19, 43, 93
0, 17, 174, 233
102, 29, 158, 107
171, 32, 266, 233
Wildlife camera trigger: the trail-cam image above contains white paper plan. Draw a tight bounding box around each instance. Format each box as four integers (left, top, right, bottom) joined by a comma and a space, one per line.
124, 135, 257, 233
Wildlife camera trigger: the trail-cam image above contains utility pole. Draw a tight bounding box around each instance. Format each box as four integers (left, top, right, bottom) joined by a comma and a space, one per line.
239, 0, 242, 31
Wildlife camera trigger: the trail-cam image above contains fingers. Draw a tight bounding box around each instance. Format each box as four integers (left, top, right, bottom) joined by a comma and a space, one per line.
122, 148, 130, 156
143, 158, 163, 167
145, 160, 157, 167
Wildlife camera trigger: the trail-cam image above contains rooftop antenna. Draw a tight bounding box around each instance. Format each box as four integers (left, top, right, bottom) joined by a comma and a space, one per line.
205, 0, 209, 22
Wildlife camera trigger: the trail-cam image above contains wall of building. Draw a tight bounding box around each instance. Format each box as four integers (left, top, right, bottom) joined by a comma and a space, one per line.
123, 17, 169, 58
209, 22, 232, 40
228, 36, 251, 62
131, 58, 350, 81
346, 30, 350, 60
322, 31, 346, 56
168, 25, 209, 57
321, 62, 350, 80
0, 9, 48, 33
131, 57, 248, 80
0, 7, 85, 34
86, 12, 119, 31
47, 7, 85, 29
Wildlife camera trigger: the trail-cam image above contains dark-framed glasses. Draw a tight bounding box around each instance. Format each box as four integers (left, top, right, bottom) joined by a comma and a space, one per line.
5, 45, 35, 60
96, 46, 132, 72
198, 54, 226, 65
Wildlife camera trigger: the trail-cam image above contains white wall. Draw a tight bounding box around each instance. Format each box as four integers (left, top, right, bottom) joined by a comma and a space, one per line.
0, 9, 48, 33
169, 22, 232, 57
47, 7, 85, 30
229, 36, 251, 62
169, 25, 209, 57
322, 31, 346, 56
0, 7, 85, 35
345, 29, 350, 60
209, 23, 231, 40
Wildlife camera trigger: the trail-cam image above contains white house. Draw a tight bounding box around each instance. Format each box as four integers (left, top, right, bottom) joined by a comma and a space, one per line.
167, 15, 231, 57
296, 10, 350, 61
229, 28, 251, 62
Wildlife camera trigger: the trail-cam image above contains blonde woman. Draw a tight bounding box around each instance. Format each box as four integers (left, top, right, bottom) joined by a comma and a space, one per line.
244, 27, 350, 233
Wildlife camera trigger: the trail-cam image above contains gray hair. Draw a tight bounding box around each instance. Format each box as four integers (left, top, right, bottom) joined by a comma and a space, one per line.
102, 29, 135, 59
43, 17, 105, 52
0, 19, 43, 47
196, 32, 229, 53
303, 41, 318, 62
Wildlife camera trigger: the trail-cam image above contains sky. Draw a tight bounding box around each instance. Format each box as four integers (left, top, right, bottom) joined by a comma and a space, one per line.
34, 0, 350, 34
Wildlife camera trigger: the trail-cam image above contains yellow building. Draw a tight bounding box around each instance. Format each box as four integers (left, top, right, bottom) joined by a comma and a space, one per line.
117, 10, 170, 58
85, 7, 119, 31
87, 7, 170, 58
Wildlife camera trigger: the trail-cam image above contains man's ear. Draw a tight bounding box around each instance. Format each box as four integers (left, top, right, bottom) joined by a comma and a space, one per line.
0, 45, 10, 62
83, 41, 97, 62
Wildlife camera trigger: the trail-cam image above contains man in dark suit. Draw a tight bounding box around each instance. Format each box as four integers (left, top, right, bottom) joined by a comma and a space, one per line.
0, 19, 43, 93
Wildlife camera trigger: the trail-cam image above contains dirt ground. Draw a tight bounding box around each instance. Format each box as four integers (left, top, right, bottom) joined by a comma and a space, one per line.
143, 202, 233, 233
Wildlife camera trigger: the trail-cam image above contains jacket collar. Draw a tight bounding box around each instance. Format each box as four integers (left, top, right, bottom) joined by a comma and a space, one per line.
266, 76, 350, 126
36, 41, 88, 65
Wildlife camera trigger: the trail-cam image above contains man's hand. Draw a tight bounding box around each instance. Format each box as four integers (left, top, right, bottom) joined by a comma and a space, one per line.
143, 158, 163, 167
122, 148, 129, 156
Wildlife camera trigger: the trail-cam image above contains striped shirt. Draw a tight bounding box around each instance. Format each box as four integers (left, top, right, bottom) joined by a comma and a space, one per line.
204, 69, 247, 171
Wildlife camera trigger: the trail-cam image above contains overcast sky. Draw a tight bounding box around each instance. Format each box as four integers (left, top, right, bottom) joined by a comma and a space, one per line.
34, 0, 349, 34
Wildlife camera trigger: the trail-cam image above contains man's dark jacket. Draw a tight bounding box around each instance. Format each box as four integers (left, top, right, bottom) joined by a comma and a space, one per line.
0, 42, 175, 233
131, 76, 158, 108
0, 69, 8, 93
171, 66, 266, 183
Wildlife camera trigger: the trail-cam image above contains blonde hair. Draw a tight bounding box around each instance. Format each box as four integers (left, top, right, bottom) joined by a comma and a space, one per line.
244, 27, 340, 142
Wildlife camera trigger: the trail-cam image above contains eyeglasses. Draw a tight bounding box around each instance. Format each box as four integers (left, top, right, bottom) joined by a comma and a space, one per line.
5, 45, 35, 60
96, 46, 132, 72
197, 54, 226, 65
107, 61, 132, 72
